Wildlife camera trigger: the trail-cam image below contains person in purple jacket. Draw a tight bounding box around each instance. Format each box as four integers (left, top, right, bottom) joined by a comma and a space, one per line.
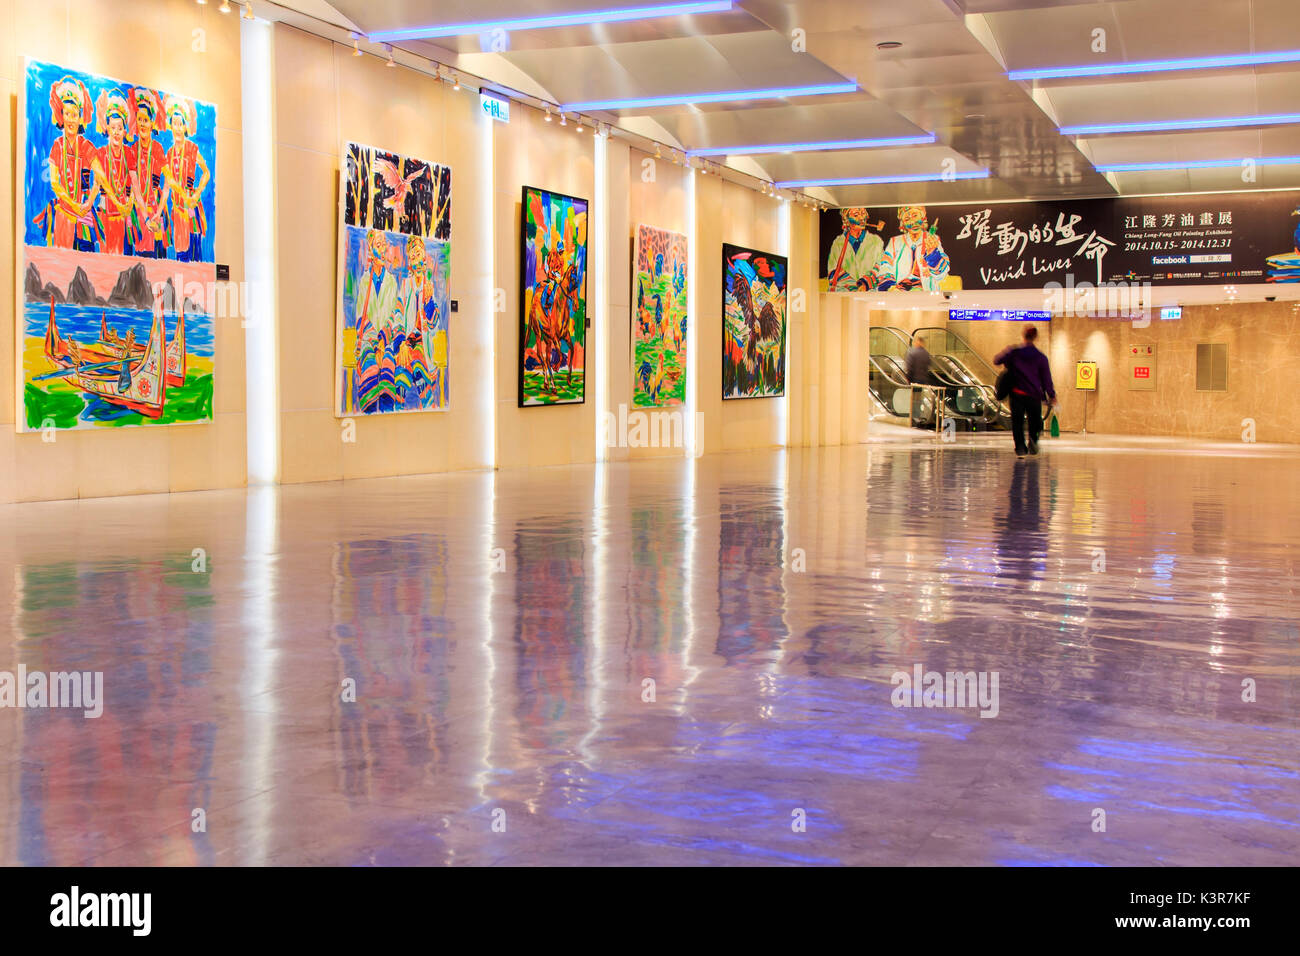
994, 326, 1057, 457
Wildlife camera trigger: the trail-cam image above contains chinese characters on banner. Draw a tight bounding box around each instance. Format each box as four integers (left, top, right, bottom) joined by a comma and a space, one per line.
818, 191, 1300, 292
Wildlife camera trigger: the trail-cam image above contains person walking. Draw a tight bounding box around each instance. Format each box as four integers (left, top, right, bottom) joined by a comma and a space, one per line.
994, 326, 1056, 457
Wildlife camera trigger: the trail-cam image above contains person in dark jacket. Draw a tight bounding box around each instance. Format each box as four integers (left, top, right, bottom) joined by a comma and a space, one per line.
904, 336, 932, 384
994, 326, 1056, 456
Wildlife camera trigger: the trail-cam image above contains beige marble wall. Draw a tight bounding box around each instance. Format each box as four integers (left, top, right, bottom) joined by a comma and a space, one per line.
1048, 303, 1300, 442
1, 0, 247, 503
273, 25, 497, 483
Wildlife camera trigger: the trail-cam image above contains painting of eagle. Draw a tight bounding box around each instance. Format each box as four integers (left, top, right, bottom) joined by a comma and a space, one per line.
722, 242, 786, 399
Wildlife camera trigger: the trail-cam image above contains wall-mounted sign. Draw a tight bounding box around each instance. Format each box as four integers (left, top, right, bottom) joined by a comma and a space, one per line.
819, 190, 1300, 292
949, 309, 1051, 322
1127, 345, 1157, 391
1075, 361, 1098, 391
480, 92, 510, 123
1160, 306, 1182, 320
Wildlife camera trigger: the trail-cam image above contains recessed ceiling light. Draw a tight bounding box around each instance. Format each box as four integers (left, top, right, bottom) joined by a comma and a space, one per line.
877, 41, 903, 51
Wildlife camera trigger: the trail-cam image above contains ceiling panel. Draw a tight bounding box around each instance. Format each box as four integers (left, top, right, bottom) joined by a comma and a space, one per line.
276, 0, 1300, 202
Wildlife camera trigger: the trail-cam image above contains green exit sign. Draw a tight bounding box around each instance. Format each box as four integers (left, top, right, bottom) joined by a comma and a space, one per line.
480, 92, 510, 123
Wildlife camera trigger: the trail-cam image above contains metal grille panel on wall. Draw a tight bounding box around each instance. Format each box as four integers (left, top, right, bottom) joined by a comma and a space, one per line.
819, 191, 1300, 292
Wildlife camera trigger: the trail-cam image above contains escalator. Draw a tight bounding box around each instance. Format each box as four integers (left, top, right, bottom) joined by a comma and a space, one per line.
915, 326, 1011, 429
868, 327, 933, 426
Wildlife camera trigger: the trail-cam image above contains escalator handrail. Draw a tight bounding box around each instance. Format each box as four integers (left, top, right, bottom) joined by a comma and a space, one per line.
915, 325, 1000, 382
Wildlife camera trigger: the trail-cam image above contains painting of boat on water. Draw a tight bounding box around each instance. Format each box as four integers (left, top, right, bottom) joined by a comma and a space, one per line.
20, 245, 213, 430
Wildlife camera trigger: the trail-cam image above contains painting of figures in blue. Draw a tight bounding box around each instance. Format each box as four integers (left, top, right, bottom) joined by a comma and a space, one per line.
336, 141, 453, 416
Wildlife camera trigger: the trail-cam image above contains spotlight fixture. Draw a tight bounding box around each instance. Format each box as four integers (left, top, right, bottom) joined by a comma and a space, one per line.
453, 72, 461, 91
385, 45, 396, 67
197, 0, 207, 6
351, 34, 363, 56
560, 112, 567, 127
243, 2, 254, 18
545, 106, 553, 122
219, 0, 231, 12
654, 144, 661, 159
576, 117, 584, 132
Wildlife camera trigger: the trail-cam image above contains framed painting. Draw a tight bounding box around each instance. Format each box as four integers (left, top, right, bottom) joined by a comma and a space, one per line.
336, 140, 452, 416
18, 58, 216, 430
722, 242, 786, 399
520, 185, 588, 406
632, 223, 687, 408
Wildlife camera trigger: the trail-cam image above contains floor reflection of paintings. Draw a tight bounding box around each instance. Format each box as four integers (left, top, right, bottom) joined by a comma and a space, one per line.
331, 535, 452, 801
11, 558, 217, 865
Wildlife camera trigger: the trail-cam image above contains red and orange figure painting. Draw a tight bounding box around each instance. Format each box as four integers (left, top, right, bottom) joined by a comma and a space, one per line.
19, 59, 216, 430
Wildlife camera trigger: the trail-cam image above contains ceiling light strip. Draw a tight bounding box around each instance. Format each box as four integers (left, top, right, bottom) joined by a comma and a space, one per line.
561, 81, 857, 112
773, 170, 990, 188
1098, 156, 1300, 173
686, 134, 934, 156
367, 1, 733, 42
1008, 49, 1300, 81
1061, 112, 1300, 136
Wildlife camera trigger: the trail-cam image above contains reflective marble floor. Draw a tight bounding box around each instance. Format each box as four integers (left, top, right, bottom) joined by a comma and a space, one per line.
1, 438, 1297, 866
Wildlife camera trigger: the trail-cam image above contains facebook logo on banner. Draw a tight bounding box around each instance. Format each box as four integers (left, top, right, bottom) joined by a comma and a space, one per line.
1153, 255, 1189, 265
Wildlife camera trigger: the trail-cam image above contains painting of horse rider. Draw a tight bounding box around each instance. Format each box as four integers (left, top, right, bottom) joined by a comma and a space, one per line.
520, 186, 588, 406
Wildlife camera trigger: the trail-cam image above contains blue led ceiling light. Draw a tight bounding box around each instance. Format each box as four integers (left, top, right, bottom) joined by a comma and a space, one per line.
1062, 113, 1300, 136
686, 134, 935, 157
1008, 49, 1300, 82
773, 170, 989, 188
561, 81, 858, 112
368, 1, 734, 42
1098, 156, 1300, 173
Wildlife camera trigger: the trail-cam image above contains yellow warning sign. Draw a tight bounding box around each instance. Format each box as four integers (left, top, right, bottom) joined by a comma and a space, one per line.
1076, 361, 1098, 390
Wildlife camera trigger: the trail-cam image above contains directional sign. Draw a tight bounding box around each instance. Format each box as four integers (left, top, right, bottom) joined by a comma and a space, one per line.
480, 92, 510, 123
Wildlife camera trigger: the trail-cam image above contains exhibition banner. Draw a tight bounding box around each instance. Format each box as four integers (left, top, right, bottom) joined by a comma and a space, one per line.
819, 191, 1300, 293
